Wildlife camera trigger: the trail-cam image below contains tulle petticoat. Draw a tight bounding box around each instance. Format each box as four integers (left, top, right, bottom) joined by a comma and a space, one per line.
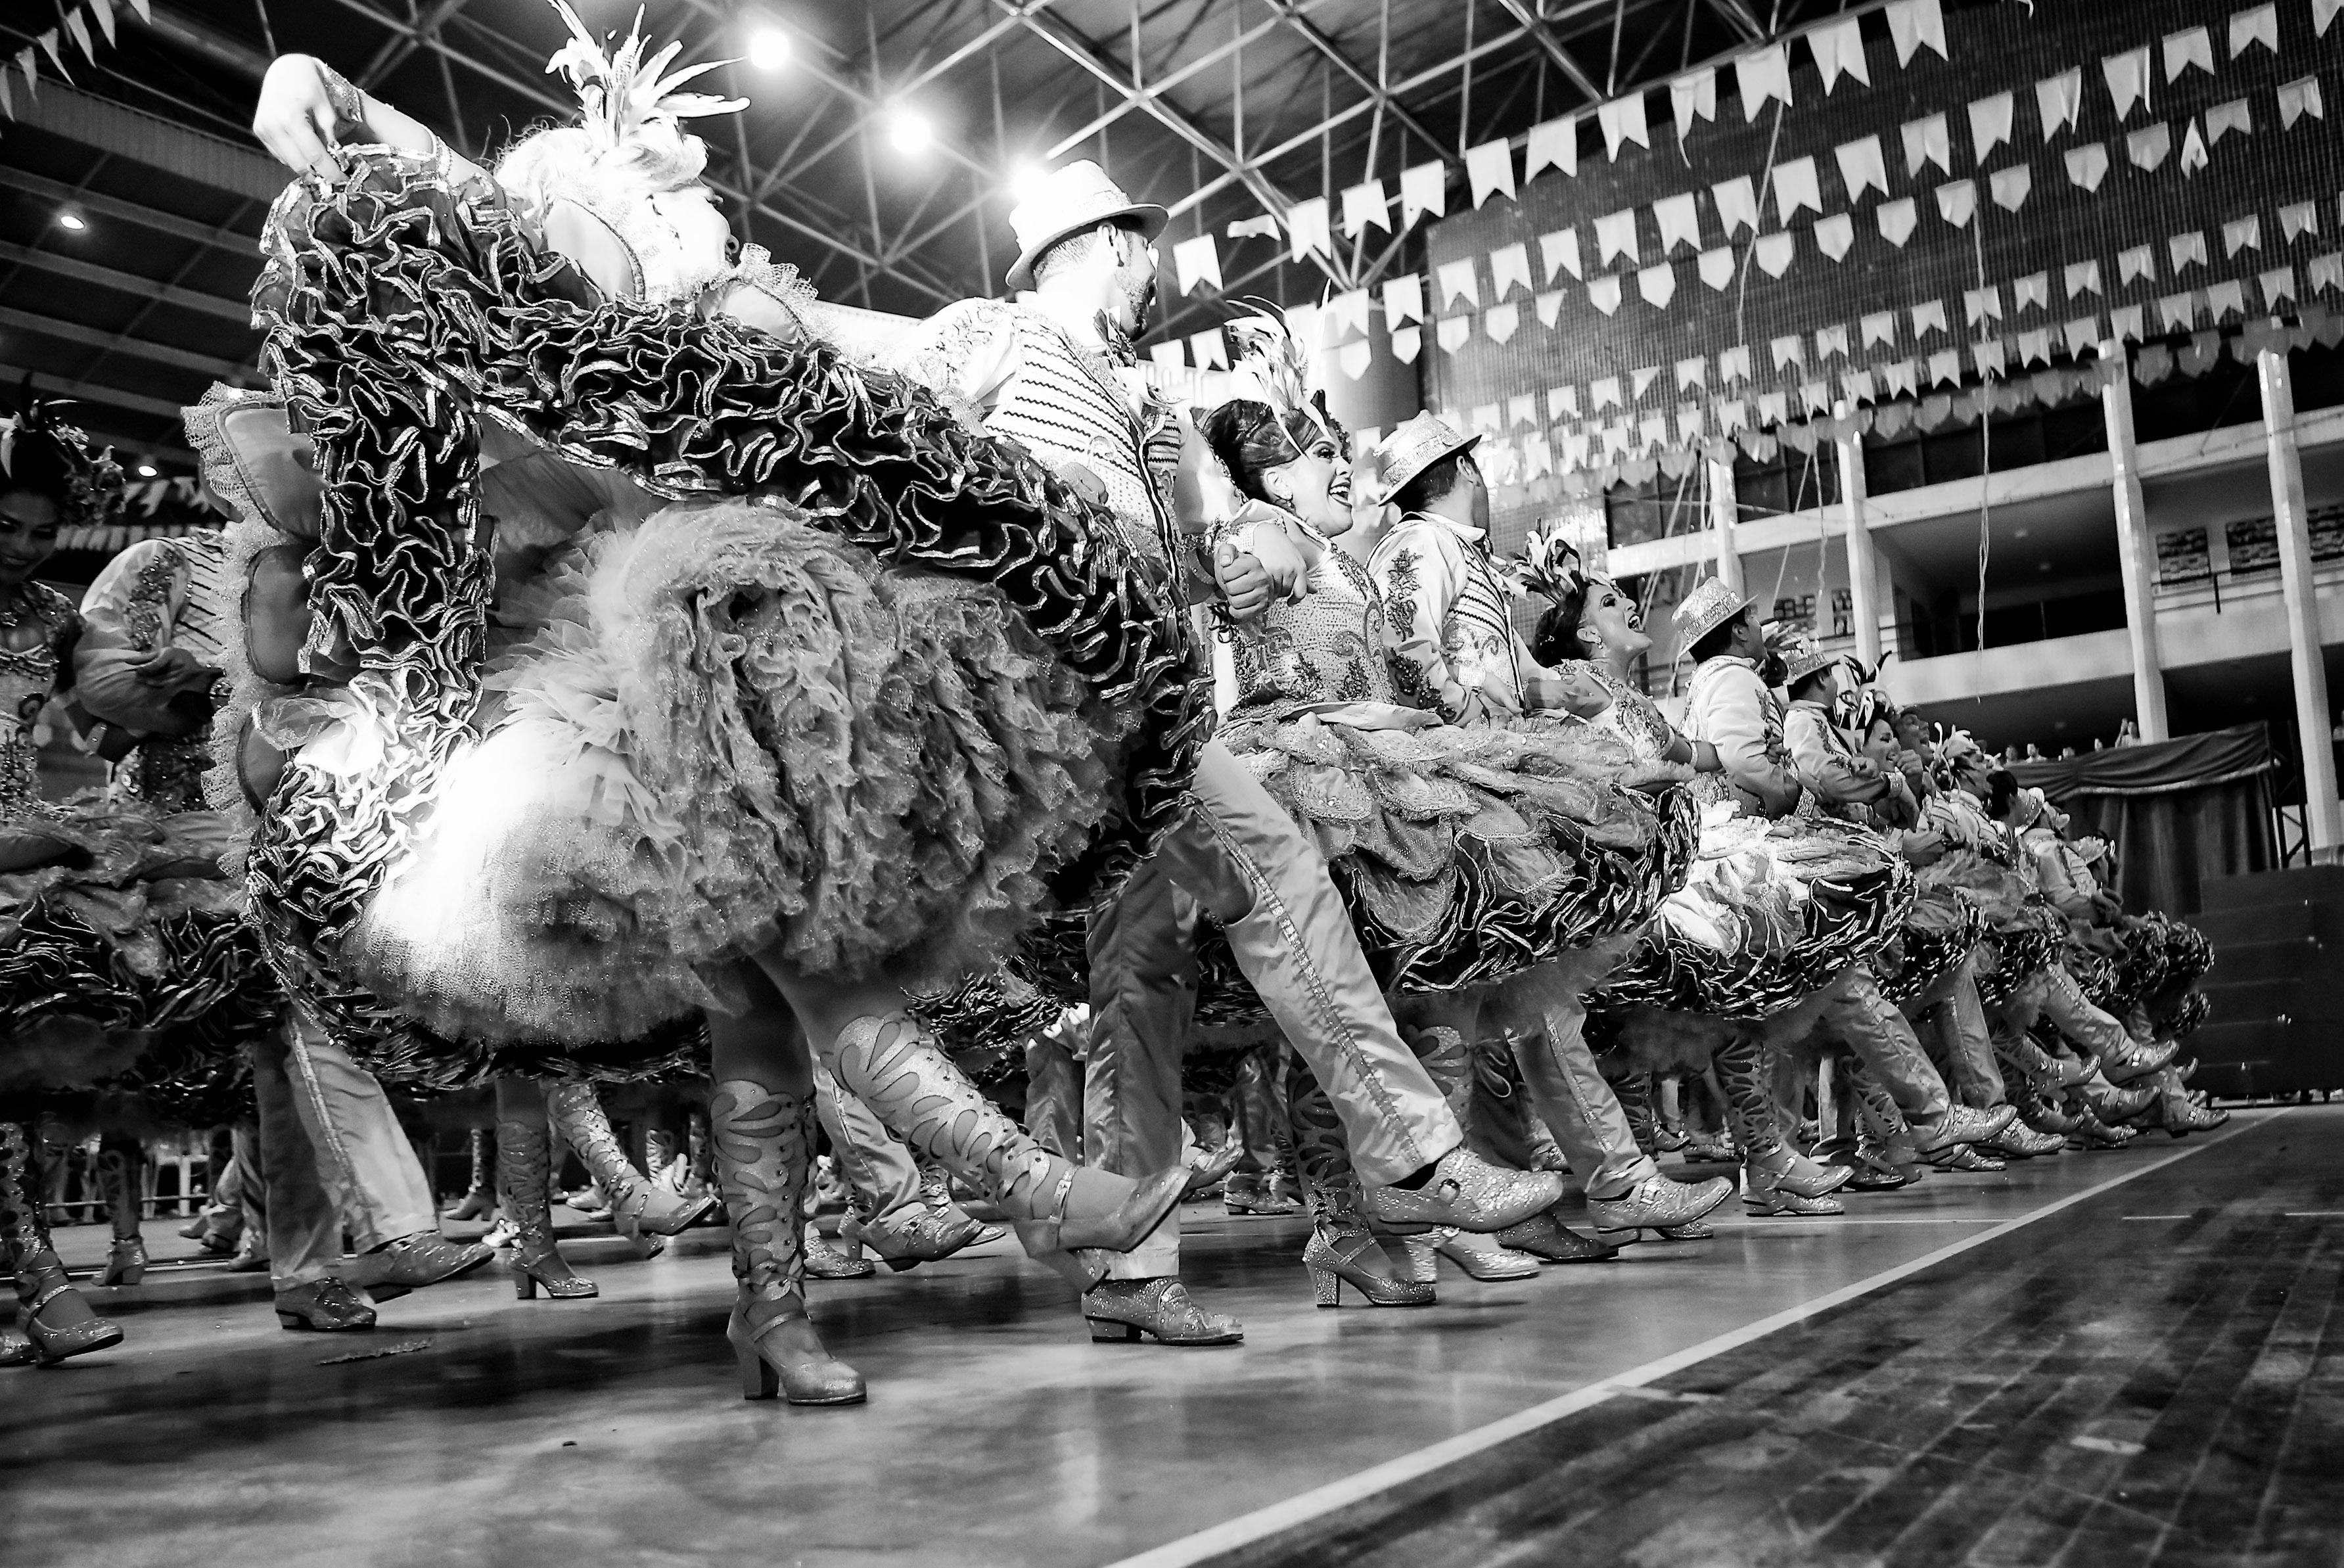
344, 497, 1129, 1046
1191, 706, 1696, 1023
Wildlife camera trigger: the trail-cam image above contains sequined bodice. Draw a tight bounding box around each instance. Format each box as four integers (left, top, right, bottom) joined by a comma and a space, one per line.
1231, 543, 1397, 714
1574, 662, 1679, 761
0, 583, 74, 821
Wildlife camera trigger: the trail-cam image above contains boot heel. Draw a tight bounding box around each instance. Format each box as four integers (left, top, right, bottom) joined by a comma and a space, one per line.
735, 1341, 781, 1400
275, 1311, 304, 1330
516, 1272, 538, 1300
1307, 1264, 1342, 1308
1086, 1318, 1142, 1343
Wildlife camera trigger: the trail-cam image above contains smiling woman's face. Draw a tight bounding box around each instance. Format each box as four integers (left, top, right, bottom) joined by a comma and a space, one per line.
0, 490, 61, 586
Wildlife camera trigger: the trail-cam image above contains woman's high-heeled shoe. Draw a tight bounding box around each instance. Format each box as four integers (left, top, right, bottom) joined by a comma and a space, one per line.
543, 1082, 722, 1243
1433, 1227, 1542, 1281
444, 1129, 497, 1220
1304, 1224, 1436, 1307
712, 1082, 863, 1406
3, 1124, 124, 1365
94, 1149, 147, 1286
99, 1237, 147, 1288
497, 1120, 597, 1301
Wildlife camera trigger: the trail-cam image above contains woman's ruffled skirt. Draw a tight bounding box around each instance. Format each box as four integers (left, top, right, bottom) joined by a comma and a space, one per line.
1875, 885, 1990, 1006
1, 806, 275, 1102
1919, 850, 2062, 1008
340, 498, 1128, 1064
1187, 706, 1696, 1026
1590, 805, 1917, 1023
2067, 909, 2213, 1032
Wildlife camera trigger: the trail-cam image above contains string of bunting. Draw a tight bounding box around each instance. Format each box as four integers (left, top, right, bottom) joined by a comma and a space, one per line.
0, 0, 151, 124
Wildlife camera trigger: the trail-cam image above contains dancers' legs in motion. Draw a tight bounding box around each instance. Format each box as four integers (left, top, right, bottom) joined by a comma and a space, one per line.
543, 1080, 719, 1251
93, 1136, 149, 1287
494, 1078, 595, 1302
1, 1118, 122, 1366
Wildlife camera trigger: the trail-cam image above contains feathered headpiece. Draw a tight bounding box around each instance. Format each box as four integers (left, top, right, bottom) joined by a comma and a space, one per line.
545, 1, 745, 154
1832, 651, 1899, 731
1512, 520, 1594, 601
1929, 724, 1991, 789
0, 381, 124, 530
1222, 304, 1333, 448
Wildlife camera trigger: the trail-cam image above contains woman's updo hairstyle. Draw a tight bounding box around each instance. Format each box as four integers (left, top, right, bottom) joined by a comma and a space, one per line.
1528, 587, 1590, 668
494, 118, 724, 303
1199, 394, 1348, 507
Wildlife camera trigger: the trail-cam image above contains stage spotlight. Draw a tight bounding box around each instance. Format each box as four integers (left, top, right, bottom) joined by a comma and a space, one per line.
888, 108, 933, 155
57, 211, 87, 231
1010, 160, 1052, 203
748, 28, 791, 70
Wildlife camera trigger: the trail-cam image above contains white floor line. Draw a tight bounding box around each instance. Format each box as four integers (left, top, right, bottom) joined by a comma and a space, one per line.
1104, 1114, 2274, 1568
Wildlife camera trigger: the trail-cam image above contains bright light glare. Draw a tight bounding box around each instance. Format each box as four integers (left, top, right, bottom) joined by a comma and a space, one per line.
137, 463, 158, 477
57, 211, 86, 231
747, 28, 791, 70
888, 109, 932, 155
1009, 160, 1052, 204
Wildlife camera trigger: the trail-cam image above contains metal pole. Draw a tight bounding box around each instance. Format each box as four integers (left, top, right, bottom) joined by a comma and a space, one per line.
1707, 455, 1744, 594
1835, 402, 1879, 664
2101, 341, 2171, 742
2257, 342, 2342, 856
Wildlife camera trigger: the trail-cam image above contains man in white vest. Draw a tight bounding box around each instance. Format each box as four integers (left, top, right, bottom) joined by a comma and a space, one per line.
900, 161, 1561, 1347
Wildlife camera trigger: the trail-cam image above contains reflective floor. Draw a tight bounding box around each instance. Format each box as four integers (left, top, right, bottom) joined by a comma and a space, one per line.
0, 1115, 2303, 1568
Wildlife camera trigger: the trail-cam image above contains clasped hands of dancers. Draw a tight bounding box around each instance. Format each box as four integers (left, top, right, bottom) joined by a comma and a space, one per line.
0, 6, 2218, 1402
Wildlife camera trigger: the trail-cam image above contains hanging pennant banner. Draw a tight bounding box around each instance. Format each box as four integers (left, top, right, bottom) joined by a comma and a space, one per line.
1902, 112, 1952, 176
2223, 214, 2261, 256
1327, 288, 1371, 338
2065, 260, 2103, 297
1711, 175, 1760, 237
1149, 340, 1187, 375
2229, 3, 2277, 57
1534, 290, 1565, 328
2204, 99, 2251, 145
1594, 208, 1640, 266
1935, 179, 1977, 228
2017, 329, 2051, 367
2206, 279, 2245, 320
1591, 376, 1622, 411
2014, 272, 2049, 313
1390, 325, 1423, 363
1435, 259, 1481, 310
1753, 232, 1797, 277
1964, 284, 2004, 326
2119, 244, 2155, 285
1927, 348, 1963, 386
1190, 328, 1228, 369
1589, 276, 1624, 315
2064, 143, 2109, 191
1341, 179, 1390, 238
1637, 262, 1678, 309
1735, 42, 1792, 121
1884, 359, 1918, 396
1808, 18, 1868, 92
1969, 93, 2015, 161
62, 8, 91, 61
2311, 253, 2344, 294
2282, 201, 2320, 242
2158, 290, 2199, 330
2163, 26, 2213, 81
1698, 246, 1736, 290
1336, 340, 1373, 380
1484, 303, 1521, 344
1597, 95, 1650, 159
1383, 273, 1425, 325
1770, 334, 1805, 372
2279, 76, 2326, 129
1912, 299, 1948, 338
2063, 315, 2100, 356
1835, 136, 1888, 202
2128, 123, 2172, 171
1400, 160, 1447, 225
2180, 118, 2210, 175
1228, 214, 1280, 240
1436, 317, 1473, 353
1815, 323, 1850, 361
1676, 355, 1709, 390
1862, 311, 1897, 348
1772, 156, 1822, 221
1989, 165, 2032, 212
1653, 192, 1701, 254
1172, 234, 1222, 296
1974, 339, 2007, 379
91, 0, 117, 47
1490, 242, 1533, 299
1525, 115, 1578, 180
2101, 47, 2150, 121
2036, 70, 2083, 141
1632, 365, 1662, 400
2259, 265, 2296, 308
1465, 139, 1517, 206
1540, 229, 1582, 281
1670, 67, 1717, 132
2109, 304, 2146, 340
1714, 344, 1749, 384
1286, 198, 1331, 260
1877, 197, 1919, 246
1814, 214, 1855, 262
1886, 0, 1947, 65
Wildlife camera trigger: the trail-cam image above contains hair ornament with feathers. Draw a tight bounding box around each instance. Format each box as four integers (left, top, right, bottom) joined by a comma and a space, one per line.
0, 380, 124, 530
545, 1, 745, 155
1512, 519, 1605, 603
1220, 302, 1335, 450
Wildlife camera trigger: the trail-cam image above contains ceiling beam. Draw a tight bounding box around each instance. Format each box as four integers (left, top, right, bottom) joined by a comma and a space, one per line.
352, 0, 476, 90
1258, 1, 1444, 151
0, 242, 253, 325
0, 306, 257, 384
7, 170, 262, 257
1704, 0, 1768, 43
1039, 12, 1289, 162
0, 361, 197, 424
1489, 0, 1605, 102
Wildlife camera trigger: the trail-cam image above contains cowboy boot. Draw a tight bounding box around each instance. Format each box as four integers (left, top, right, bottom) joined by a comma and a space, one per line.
1285, 1055, 1433, 1309
712, 1080, 864, 1404
443, 1128, 496, 1220
94, 1142, 148, 1287
545, 1081, 719, 1243
1, 1122, 122, 1366
1716, 1034, 1849, 1209
497, 1119, 596, 1301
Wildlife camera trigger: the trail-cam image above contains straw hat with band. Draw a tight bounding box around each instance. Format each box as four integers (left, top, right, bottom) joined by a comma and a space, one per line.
1371, 410, 1481, 507
1003, 160, 1167, 292
1770, 625, 1838, 689
1672, 576, 1755, 651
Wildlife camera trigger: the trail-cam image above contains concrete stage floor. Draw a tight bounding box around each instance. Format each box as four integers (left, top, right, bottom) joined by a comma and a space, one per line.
1, 1109, 2327, 1568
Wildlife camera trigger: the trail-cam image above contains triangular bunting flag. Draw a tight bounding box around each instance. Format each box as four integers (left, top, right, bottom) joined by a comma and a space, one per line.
1936, 180, 1977, 228
1491, 242, 1533, 299
1632, 366, 1662, 400
1736, 43, 1792, 122
2163, 26, 2212, 82
1638, 262, 1677, 309
1334, 341, 1371, 381
1877, 198, 1918, 246
1391, 326, 1422, 364
1753, 232, 1796, 277
1698, 246, 1736, 290
1465, 139, 1517, 206
2180, 119, 2209, 175
1400, 160, 1447, 225
1383, 273, 1425, 325
1711, 175, 1760, 237
2036, 69, 2083, 141
1341, 179, 1390, 238
1902, 113, 1951, 177
1835, 136, 1888, 202
1654, 193, 1701, 254
2102, 48, 2150, 122
1990, 165, 2033, 212
1590, 276, 1624, 315
1969, 93, 2015, 162
1484, 303, 1521, 344
1808, 18, 1868, 93
2065, 143, 2109, 192
1815, 214, 1855, 262
1436, 316, 1473, 353
1773, 156, 1822, 222
1535, 290, 1565, 328
91, 0, 116, 47
1670, 68, 1716, 133
1597, 95, 1650, 160
1886, 0, 1947, 66
62, 8, 92, 62
1525, 116, 1578, 180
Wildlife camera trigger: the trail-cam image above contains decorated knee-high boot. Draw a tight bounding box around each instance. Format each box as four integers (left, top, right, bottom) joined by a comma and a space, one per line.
1410, 1029, 1542, 1281
496, 1119, 596, 1301
1, 1122, 122, 1366
94, 1140, 148, 1287
1284, 1053, 1434, 1308
444, 1128, 496, 1220
712, 1081, 863, 1406
821, 1013, 1187, 1282
1715, 1033, 1847, 1214
544, 1082, 720, 1247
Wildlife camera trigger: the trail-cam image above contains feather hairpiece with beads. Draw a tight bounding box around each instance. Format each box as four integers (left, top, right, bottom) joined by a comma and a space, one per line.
0, 379, 124, 530
1512, 519, 1596, 601
545, 1, 746, 154
1222, 302, 1333, 450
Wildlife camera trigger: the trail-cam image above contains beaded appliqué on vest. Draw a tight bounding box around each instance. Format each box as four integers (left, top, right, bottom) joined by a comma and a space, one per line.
985, 310, 1176, 568
1231, 541, 1396, 716
1574, 662, 1678, 761
106, 539, 218, 813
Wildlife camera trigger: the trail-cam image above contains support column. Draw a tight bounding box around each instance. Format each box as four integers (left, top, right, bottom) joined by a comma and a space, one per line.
2257, 343, 2342, 857
1706, 455, 1744, 595
1835, 404, 1881, 666
2101, 344, 2171, 741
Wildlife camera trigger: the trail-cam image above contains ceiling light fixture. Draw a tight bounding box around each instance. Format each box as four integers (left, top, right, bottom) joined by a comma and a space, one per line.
747, 28, 791, 70
888, 108, 933, 155
1009, 160, 1053, 204
57, 211, 86, 231
136, 462, 158, 477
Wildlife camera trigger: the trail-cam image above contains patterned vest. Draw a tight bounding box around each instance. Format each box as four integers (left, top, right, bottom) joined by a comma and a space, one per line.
982, 309, 1175, 566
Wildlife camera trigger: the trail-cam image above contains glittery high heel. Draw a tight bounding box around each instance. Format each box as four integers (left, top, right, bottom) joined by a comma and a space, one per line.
497, 1120, 597, 1301
712, 1082, 864, 1405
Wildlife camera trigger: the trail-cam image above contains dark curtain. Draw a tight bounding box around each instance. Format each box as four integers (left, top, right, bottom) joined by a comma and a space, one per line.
2013, 724, 2277, 915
